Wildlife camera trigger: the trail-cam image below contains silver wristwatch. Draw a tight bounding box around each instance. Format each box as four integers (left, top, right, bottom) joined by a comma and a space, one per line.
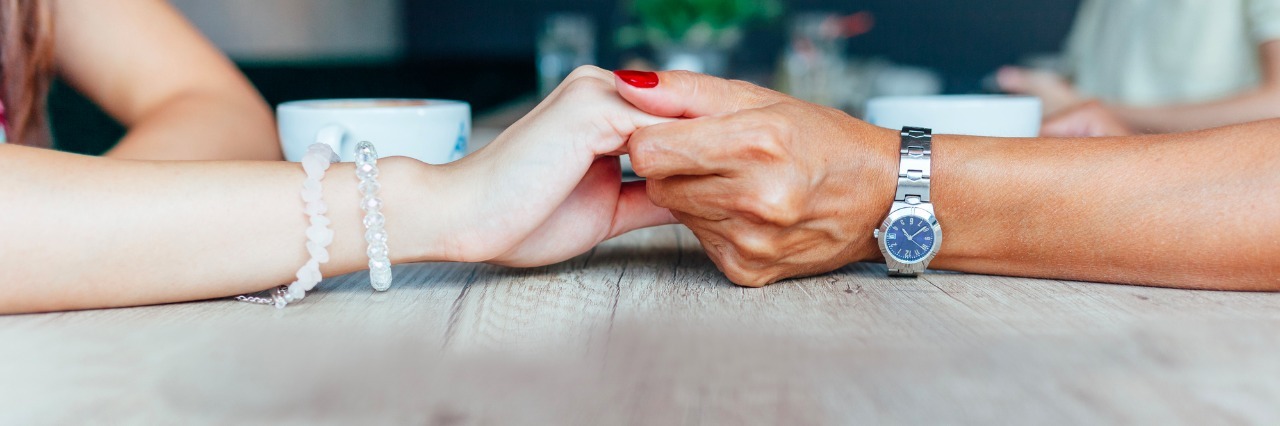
873, 127, 943, 277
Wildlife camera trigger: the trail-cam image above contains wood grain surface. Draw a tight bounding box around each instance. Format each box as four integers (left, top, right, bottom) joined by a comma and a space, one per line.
2, 225, 1278, 425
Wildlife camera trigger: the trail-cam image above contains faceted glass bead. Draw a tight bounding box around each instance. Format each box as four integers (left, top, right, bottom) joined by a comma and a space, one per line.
361, 196, 383, 212
358, 180, 381, 195
370, 268, 393, 291
356, 163, 379, 180
367, 244, 388, 259
365, 228, 388, 244
355, 143, 378, 165
363, 212, 385, 228
368, 257, 390, 271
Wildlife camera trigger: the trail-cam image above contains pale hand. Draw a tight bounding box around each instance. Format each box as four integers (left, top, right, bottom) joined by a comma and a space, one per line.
422, 66, 676, 267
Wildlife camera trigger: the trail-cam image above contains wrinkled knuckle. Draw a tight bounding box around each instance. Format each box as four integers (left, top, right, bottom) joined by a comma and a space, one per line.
755, 188, 804, 226
730, 232, 779, 262
737, 112, 788, 160
727, 269, 770, 288
739, 131, 783, 163
645, 179, 674, 208
565, 65, 607, 81
759, 109, 793, 142
732, 183, 802, 226
721, 266, 755, 287
561, 76, 610, 101
630, 154, 655, 177
729, 196, 762, 219
628, 136, 660, 176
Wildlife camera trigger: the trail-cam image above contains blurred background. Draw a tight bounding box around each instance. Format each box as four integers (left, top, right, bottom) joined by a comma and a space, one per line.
50, 0, 1080, 155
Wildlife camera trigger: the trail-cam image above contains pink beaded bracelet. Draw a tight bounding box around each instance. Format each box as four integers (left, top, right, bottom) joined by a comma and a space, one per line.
234, 143, 339, 308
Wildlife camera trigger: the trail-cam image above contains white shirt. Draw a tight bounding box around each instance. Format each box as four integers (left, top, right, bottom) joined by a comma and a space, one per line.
1065, 0, 1280, 106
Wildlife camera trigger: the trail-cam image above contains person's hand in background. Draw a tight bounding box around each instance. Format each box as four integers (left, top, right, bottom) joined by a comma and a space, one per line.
613, 70, 897, 286
1040, 101, 1135, 137
996, 66, 1084, 117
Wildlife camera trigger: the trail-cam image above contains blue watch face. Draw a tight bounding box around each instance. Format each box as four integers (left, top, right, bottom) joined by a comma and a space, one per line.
885, 215, 935, 262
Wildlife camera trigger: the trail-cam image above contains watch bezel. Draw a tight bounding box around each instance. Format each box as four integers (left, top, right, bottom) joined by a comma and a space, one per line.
877, 206, 942, 274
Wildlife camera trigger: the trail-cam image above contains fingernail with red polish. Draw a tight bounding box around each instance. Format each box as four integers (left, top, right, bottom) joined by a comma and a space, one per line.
614, 70, 659, 88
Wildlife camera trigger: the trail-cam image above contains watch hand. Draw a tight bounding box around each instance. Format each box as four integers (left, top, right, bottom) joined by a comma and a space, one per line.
911, 239, 929, 251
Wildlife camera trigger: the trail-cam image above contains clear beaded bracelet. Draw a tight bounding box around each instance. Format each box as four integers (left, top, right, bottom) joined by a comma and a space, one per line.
355, 141, 393, 291
234, 143, 339, 308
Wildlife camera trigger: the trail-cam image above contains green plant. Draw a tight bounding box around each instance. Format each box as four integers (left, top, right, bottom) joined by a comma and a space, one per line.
618, 0, 782, 49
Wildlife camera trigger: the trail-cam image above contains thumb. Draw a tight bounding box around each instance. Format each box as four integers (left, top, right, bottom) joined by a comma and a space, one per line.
608, 180, 678, 239
613, 69, 776, 119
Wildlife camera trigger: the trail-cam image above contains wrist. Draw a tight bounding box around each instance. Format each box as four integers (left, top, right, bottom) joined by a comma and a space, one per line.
379, 157, 455, 264
845, 123, 900, 263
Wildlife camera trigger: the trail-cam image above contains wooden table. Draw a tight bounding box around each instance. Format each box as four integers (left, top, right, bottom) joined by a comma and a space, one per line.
2, 225, 1278, 424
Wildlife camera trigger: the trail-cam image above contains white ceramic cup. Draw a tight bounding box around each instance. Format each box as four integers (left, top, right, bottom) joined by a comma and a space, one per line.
277, 99, 470, 163
864, 95, 1042, 137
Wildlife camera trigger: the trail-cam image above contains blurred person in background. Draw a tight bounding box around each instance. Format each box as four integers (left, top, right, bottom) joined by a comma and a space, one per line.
2, 0, 277, 159
998, 0, 1280, 137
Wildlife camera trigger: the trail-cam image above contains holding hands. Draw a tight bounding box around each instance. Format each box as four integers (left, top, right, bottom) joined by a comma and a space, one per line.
614, 71, 899, 286
425, 66, 675, 267
439, 66, 892, 288
424, 66, 1278, 293
465, 67, 903, 287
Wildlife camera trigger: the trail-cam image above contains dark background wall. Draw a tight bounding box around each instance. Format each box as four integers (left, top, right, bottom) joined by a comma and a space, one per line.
407, 0, 1082, 91
52, 0, 1080, 155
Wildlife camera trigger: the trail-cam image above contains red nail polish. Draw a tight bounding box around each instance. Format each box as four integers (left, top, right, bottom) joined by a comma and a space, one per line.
614, 70, 659, 88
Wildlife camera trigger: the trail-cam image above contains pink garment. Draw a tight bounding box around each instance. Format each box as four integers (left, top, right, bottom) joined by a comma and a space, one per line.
0, 95, 7, 140
0, 97, 7, 142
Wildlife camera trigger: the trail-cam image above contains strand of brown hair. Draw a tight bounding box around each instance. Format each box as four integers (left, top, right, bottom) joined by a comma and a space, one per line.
0, 0, 54, 147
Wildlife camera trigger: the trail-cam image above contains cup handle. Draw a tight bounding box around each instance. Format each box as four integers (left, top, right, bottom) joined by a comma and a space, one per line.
316, 124, 347, 159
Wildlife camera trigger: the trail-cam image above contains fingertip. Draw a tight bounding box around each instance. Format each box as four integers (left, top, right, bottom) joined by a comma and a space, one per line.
614, 70, 659, 89
615, 69, 747, 119
614, 70, 672, 117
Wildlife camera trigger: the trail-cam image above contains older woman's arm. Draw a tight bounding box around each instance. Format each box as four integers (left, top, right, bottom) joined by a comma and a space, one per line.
619, 70, 1280, 290
52, 0, 278, 160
